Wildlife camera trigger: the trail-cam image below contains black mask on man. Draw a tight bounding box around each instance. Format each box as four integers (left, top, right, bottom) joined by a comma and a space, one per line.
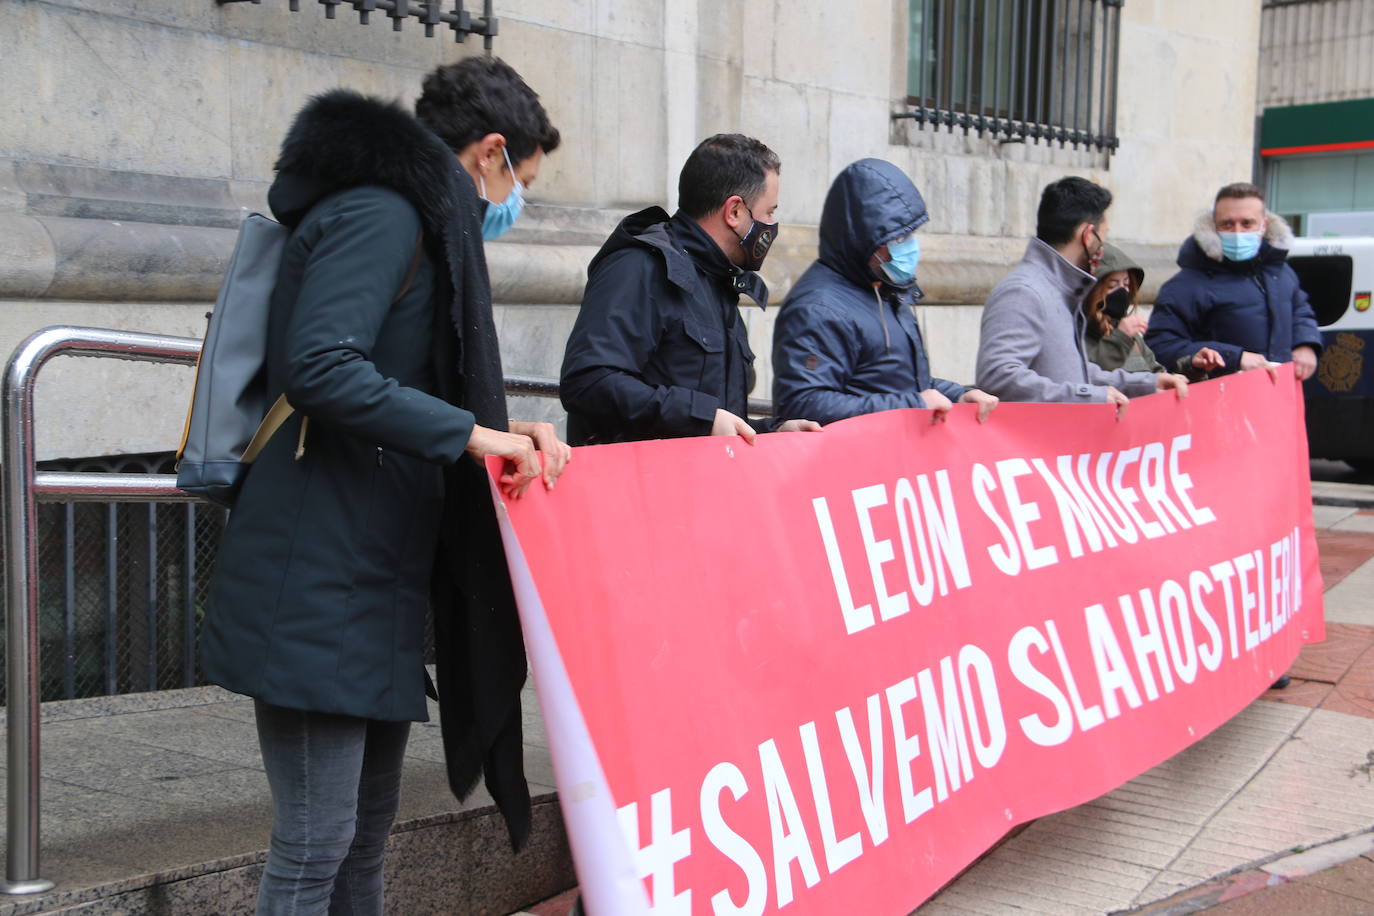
735, 206, 779, 272
1103, 287, 1132, 321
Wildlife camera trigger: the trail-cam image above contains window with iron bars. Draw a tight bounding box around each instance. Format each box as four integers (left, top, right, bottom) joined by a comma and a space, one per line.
898, 0, 1124, 154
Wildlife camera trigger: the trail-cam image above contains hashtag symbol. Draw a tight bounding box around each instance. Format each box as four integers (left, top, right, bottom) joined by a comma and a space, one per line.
617, 788, 692, 914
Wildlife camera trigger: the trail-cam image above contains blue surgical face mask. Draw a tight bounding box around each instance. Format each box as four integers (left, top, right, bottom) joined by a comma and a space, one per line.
478, 145, 525, 241
1219, 230, 1261, 262
878, 233, 921, 287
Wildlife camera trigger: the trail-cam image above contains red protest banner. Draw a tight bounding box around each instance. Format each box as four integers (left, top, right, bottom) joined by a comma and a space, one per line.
490, 366, 1324, 916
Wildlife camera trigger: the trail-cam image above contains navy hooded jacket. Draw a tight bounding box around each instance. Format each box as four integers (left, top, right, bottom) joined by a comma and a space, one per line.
1145, 211, 1322, 373
771, 158, 966, 424
560, 207, 771, 445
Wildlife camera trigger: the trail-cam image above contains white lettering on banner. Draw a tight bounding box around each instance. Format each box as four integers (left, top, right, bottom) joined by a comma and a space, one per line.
758, 739, 821, 907
972, 463, 1022, 576
886, 677, 936, 824
1119, 590, 1177, 701
619, 528, 1307, 912
699, 763, 767, 916
1029, 456, 1116, 558
1189, 569, 1225, 672
853, 485, 910, 624
812, 496, 875, 634
835, 695, 889, 846
816, 472, 973, 635
617, 790, 692, 915
1084, 603, 1143, 719
919, 658, 975, 803
1008, 624, 1075, 746
1169, 435, 1217, 525
959, 644, 1008, 768
1159, 579, 1200, 685
997, 458, 1059, 570
798, 721, 864, 875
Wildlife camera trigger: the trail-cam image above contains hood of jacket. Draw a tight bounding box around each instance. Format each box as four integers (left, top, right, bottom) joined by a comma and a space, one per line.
1178, 208, 1295, 272
1093, 242, 1145, 289
818, 159, 930, 290
268, 90, 460, 239
586, 206, 768, 307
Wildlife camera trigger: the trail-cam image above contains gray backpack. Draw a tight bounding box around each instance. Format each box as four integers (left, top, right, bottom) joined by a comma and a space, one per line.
176, 213, 420, 507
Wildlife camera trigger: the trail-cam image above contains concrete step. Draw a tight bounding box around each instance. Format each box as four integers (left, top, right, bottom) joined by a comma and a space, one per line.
0, 684, 574, 914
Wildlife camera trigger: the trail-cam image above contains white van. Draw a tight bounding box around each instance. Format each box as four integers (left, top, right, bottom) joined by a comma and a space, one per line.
1288, 236, 1374, 470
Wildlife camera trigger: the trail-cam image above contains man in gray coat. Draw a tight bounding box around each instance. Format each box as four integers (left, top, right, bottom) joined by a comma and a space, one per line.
976, 177, 1188, 412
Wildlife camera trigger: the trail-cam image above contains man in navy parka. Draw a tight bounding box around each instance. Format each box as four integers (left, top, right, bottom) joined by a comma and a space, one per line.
1146, 182, 1322, 380
772, 158, 996, 424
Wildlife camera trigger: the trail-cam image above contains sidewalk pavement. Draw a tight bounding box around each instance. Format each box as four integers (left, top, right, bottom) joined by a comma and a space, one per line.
513, 506, 1374, 916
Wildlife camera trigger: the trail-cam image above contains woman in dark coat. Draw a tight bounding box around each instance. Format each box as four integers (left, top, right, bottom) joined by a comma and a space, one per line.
200, 58, 568, 915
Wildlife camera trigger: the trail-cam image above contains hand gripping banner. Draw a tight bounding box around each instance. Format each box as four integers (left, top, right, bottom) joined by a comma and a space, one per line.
488, 366, 1324, 916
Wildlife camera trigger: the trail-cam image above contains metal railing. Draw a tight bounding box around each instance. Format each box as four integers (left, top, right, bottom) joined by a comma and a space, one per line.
216, 0, 500, 47
0, 326, 579, 894
895, 0, 1124, 153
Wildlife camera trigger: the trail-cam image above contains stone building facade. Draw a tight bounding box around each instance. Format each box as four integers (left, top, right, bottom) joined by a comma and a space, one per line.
0, 0, 1262, 459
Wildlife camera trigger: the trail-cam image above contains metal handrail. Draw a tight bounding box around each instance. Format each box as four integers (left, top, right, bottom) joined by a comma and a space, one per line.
0, 327, 579, 894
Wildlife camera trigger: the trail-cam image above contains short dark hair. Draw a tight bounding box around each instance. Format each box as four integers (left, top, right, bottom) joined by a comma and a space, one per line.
1035, 177, 1112, 246
415, 57, 560, 166
1215, 182, 1264, 205
677, 134, 781, 220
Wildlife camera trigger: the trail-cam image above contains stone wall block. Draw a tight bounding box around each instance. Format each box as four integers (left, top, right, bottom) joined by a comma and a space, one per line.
696, 57, 744, 139
770, 0, 892, 98
495, 21, 597, 207
0, 213, 58, 300
590, 36, 668, 208
5, 3, 233, 179
827, 94, 895, 185
593, 0, 663, 49
35, 216, 232, 302
226, 42, 433, 185
486, 243, 599, 306
740, 78, 832, 224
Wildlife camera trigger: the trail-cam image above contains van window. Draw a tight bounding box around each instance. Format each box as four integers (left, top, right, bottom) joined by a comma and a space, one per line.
1289, 255, 1353, 327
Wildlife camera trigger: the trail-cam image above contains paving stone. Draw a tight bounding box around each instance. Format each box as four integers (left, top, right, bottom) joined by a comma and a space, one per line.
1289, 623, 1374, 683
1315, 532, 1374, 590
1312, 506, 1358, 529
1205, 883, 1374, 914
1324, 555, 1374, 626
1332, 513, 1374, 535
1260, 675, 1334, 708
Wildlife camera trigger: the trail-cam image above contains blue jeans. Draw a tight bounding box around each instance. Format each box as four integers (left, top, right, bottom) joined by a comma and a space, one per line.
254, 700, 411, 915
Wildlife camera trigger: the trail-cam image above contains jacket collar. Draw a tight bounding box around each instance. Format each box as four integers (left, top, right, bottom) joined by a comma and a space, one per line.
1184, 208, 1295, 269
1024, 237, 1096, 305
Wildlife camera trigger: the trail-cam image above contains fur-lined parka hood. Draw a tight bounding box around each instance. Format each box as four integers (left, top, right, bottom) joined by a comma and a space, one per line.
1180, 208, 1295, 269
268, 90, 461, 237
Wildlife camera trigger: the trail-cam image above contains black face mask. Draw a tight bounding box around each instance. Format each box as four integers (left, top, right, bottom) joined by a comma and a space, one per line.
1103, 287, 1132, 321
735, 205, 779, 272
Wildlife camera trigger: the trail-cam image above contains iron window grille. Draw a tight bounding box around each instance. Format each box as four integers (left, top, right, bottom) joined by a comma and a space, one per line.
216, 0, 499, 47
896, 0, 1125, 154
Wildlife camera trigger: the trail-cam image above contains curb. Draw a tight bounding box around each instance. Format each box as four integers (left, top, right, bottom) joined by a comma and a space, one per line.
1115, 828, 1374, 915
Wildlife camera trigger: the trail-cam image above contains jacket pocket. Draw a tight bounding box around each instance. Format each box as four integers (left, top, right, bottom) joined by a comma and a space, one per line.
667, 317, 725, 390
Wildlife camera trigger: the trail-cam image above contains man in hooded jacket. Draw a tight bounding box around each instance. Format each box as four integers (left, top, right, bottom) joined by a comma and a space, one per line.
772, 158, 996, 424
561, 133, 820, 445
1146, 182, 1321, 380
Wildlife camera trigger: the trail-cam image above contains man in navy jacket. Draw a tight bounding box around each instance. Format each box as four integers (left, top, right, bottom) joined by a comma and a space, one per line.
1146, 182, 1321, 380
561, 134, 820, 445
772, 159, 996, 424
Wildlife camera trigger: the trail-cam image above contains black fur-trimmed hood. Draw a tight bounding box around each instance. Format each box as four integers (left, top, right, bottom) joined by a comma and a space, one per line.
268, 90, 459, 237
